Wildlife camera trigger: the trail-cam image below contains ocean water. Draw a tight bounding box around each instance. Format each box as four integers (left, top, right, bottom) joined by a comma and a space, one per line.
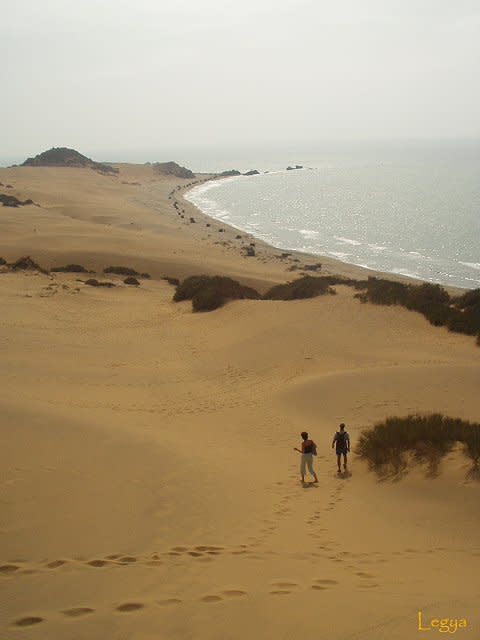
184, 142, 480, 290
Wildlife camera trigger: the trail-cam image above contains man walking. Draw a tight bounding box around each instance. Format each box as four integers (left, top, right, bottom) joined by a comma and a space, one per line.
332, 423, 350, 473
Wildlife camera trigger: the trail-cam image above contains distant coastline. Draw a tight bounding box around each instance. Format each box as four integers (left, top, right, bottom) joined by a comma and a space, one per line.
181, 163, 479, 292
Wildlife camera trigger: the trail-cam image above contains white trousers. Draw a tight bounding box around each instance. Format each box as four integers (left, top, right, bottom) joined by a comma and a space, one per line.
301, 453, 315, 476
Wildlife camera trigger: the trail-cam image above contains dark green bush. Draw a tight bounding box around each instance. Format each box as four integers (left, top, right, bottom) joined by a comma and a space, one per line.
124, 277, 140, 286
453, 289, 480, 312
356, 414, 480, 480
104, 266, 139, 276
51, 264, 89, 273
192, 287, 225, 312
354, 277, 410, 306
85, 279, 115, 288
173, 275, 260, 312
446, 308, 480, 336
263, 276, 336, 300
405, 282, 450, 311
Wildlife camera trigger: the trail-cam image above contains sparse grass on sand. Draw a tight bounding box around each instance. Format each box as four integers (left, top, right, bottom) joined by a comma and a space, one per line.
356, 414, 480, 480
173, 275, 260, 312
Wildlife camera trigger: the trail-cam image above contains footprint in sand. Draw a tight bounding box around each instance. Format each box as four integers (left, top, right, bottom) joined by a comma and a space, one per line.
116, 602, 144, 612
119, 556, 137, 563
222, 590, 247, 598
269, 590, 292, 596
0, 564, 19, 575
157, 598, 182, 606
46, 560, 67, 569
356, 571, 375, 578
313, 579, 339, 586
200, 595, 223, 603
272, 582, 299, 589
14, 616, 44, 627
62, 607, 94, 618
87, 559, 111, 568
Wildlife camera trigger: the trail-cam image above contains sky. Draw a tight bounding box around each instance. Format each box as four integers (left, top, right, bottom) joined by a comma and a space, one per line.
2, 0, 480, 162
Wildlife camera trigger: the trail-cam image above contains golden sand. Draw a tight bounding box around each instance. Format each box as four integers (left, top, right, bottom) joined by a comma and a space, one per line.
1, 164, 479, 639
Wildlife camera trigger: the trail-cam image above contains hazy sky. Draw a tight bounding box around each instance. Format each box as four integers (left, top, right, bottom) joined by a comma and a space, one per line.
2, 0, 480, 160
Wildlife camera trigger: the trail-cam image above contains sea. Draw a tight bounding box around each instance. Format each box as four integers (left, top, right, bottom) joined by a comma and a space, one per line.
181, 141, 480, 291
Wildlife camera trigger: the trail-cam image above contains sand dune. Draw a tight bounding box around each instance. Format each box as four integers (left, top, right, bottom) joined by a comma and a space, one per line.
1, 165, 480, 639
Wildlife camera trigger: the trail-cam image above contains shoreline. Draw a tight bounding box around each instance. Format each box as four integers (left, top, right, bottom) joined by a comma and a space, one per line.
176, 176, 468, 296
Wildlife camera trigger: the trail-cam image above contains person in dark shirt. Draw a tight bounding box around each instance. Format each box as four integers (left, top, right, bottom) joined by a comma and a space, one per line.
294, 431, 319, 484
332, 423, 350, 473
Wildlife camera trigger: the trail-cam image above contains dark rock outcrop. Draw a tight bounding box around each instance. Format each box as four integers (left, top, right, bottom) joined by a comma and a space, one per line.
219, 170, 241, 177
21, 147, 118, 174
152, 161, 195, 179
243, 170, 260, 176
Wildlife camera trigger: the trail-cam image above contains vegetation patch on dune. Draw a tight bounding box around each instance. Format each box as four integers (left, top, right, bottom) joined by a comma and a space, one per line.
173, 275, 260, 312
84, 279, 115, 288
356, 414, 480, 480
8, 256, 48, 274
51, 264, 90, 273
104, 265, 140, 277
263, 276, 337, 300
354, 278, 480, 343
1, 194, 36, 207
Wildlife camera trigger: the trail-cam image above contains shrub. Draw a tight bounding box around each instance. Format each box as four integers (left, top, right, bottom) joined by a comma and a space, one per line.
192, 287, 225, 312
9, 256, 48, 274
356, 414, 480, 480
354, 277, 410, 306
446, 308, 480, 336
124, 276, 140, 286
453, 289, 480, 312
173, 275, 260, 312
104, 266, 139, 276
405, 283, 450, 312
162, 276, 180, 286
84, 279, 115, 288
0, 257, 6, 266
51, 264, 88, 273
263, 276, 335, 301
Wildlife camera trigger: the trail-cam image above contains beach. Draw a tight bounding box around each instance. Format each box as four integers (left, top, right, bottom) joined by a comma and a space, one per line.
1, 163, 480, 639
